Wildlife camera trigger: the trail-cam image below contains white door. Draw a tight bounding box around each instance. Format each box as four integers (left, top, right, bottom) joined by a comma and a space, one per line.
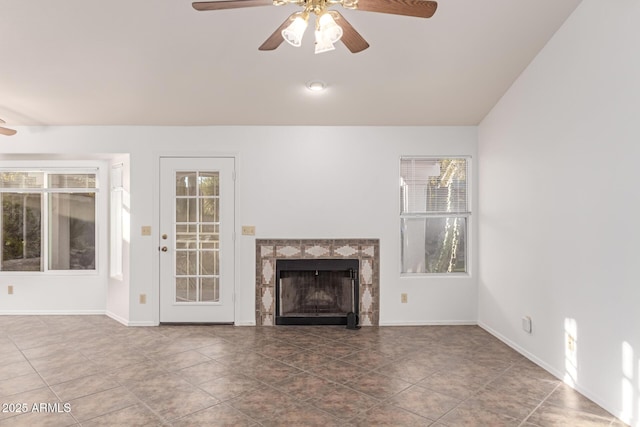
159, 157, 235, 323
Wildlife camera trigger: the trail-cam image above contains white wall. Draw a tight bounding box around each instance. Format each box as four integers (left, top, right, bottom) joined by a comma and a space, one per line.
1, 126, 477, 326
478, 0, 640, 425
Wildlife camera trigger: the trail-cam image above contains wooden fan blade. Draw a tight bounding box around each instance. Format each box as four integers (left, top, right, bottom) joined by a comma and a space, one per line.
258, 15, 294, 51
333, 12, 369, 53
0, 126, 17, 136
355, 0, 437, 18
193, 0, 273, 11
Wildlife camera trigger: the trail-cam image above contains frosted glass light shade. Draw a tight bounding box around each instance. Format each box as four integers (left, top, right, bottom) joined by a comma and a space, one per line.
282, 15, 308, 47
314, 30, 336, 54
317, 13, 343, 44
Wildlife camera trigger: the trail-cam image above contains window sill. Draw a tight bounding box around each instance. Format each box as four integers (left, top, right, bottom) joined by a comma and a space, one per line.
0, 270, 99, 277
400, 272, 471, 279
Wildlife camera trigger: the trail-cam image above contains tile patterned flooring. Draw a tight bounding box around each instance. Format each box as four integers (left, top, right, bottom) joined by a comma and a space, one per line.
0, 316, 628, 426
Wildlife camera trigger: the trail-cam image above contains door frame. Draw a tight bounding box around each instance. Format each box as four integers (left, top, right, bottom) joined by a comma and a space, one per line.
152, 153, 239, 325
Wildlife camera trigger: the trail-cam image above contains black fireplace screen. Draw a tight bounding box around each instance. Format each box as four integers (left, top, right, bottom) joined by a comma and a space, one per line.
280, 270, 352, 316
275, 259, 359, 325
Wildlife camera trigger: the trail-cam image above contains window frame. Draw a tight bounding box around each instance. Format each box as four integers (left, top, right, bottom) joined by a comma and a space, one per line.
399, 156, 472, 276
0, 166, 100, 275
110, 163, 124, 280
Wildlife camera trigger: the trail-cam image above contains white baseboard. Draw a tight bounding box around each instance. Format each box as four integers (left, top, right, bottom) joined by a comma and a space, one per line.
105, 311, 129, 326
0, 310, 156, 327
127, 320, 158, 327
380, 320, 478, 326
235, 321, 257, 326
478, 321, 562, 377
0, 310, 105, 315
478, 321, 627, 425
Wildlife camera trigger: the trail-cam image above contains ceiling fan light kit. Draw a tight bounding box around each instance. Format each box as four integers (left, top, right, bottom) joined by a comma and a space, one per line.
281, 7, 344, 54
192, 0, 437, 53
0, 118, 17, 136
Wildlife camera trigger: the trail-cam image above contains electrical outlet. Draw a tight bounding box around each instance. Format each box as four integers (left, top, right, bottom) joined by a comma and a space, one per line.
8, 285, 14, 295
141, 226, 152, 236
522, 316, 532, 334
241, 225, 256, 236
567, 334, 576, 352
401, 293, 408, 303
139, 294, 147, 304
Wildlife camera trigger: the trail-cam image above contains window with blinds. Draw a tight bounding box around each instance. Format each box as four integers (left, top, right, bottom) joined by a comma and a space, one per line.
400, 158, 469, 274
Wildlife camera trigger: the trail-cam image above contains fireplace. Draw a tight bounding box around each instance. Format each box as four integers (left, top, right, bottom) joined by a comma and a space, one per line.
256, 239, 379, 326
276, 259, 359, 325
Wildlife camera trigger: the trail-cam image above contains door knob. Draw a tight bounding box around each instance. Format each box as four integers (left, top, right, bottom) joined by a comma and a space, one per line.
161, 246, 168, 252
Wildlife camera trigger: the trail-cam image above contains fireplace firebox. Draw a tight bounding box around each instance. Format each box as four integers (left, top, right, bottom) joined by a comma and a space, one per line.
275, 259, 359, 325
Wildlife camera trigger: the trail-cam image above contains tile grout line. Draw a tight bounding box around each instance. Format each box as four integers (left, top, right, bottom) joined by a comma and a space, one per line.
517, 381, 561, 427
423, 355, 519, 426
75, 370, 165, 427
4, 333, 83, 426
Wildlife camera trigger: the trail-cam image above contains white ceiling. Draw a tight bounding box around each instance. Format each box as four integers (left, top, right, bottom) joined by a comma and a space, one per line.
0, 0, 582, 126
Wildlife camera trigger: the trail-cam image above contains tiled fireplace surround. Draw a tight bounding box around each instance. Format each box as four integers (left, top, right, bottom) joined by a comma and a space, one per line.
255, 239, 380, 326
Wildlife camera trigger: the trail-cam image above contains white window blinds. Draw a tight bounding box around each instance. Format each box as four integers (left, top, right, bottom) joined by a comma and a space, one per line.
400, 158, 468, 214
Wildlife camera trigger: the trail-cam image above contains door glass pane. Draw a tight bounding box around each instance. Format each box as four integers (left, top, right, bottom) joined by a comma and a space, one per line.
176, 251, 197, 275
200, 198, 219, 223
1, 193, 42, 271
176, 232, 196, 249
198, 173, 219, 196
176, 224, 196, 233
176, 172, 196, 196
176, 277, 197, 302
199, 250, 219, 275
176, 224, 197, 249
200, 277, 219, 302
199, 224, 219, 249
174, 169, 223, 303
176, 198, 196, 223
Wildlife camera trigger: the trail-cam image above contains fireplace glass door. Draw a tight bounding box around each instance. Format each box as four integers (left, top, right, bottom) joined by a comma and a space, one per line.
280, 270, 353, 317
276, 259, 359, 325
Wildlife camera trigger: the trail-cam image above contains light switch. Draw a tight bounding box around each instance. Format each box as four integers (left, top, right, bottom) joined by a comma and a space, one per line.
141, 226, 152, 236
242, 225, 256, 236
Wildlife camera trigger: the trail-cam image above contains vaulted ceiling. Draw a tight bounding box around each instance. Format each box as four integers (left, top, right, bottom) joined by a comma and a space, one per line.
0, 0, 582, 126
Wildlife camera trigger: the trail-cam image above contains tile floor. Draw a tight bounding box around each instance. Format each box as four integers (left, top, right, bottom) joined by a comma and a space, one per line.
0, 316, 628, 426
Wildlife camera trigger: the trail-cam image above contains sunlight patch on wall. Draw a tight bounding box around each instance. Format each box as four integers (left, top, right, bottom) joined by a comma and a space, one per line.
564, 317, 578, 387
123, 190, 131, 243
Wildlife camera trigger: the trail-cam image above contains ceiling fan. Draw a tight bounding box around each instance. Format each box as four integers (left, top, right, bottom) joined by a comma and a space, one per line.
0, 118, 16, 136
192, 0, 437, 54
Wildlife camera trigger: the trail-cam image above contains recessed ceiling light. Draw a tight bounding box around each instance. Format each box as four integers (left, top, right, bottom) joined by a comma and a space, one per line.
306, 81, 327, 92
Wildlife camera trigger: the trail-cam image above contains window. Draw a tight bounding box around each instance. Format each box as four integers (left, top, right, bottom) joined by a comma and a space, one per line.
0, 170, 98, 272
400, 157, 469, 274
